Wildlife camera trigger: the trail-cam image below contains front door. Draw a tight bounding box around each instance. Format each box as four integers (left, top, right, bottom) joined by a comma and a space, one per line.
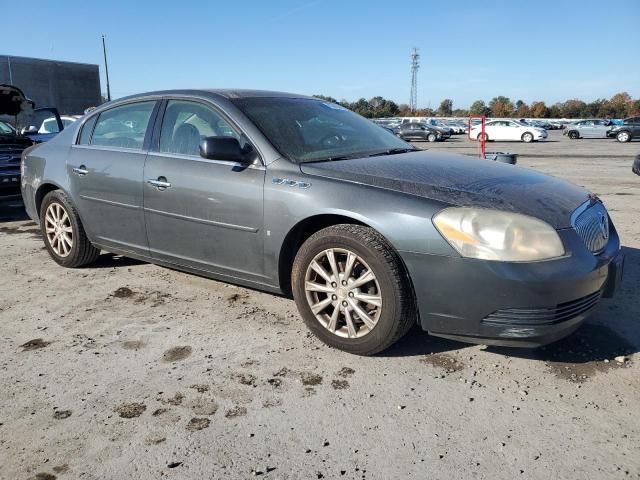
67, 100, 158, 254
143, 99, 266, 282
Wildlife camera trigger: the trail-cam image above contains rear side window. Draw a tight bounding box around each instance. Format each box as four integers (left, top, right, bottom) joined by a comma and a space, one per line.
92, 101, 156, 149
78, 116, 97, 145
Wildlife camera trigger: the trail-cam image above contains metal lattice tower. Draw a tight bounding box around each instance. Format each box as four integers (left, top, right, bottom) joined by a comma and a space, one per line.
409, 47, 420, 112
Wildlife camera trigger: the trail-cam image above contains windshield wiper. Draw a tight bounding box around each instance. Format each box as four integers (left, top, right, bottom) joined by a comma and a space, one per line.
367, 147, 418, 157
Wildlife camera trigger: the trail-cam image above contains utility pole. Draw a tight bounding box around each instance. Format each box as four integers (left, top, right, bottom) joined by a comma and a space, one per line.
102, 34, 111, 102
409, 47, 420, 113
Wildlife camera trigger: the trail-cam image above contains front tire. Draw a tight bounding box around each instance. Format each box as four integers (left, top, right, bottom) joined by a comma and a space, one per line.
40, 190, 101, 268
568, 131, 579, 139
477, 133, 489, 142
427, 133, 437, 142
291, 224, 415, 355
617, 131, 631, 143
522, 132, 534, 143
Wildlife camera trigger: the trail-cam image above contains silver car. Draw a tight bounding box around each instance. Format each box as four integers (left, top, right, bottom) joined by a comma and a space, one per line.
21, 89, 623, 355
565, 119, 613, 139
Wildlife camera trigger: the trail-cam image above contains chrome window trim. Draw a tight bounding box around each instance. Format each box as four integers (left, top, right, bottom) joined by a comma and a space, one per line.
71, 144, 150, 154
149, 151, 265, 170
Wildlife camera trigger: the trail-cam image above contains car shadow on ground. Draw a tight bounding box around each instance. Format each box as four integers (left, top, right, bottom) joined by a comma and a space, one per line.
382, 246, 640, 364
0, 197, 30, 222
92, 253, 146, 268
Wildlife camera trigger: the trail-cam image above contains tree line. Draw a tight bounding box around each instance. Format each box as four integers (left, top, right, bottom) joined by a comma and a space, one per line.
313, 92, 640, 119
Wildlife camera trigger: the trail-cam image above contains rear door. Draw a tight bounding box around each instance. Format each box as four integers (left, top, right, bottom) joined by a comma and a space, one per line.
143, 98, 266, 281
67, 100, 158, 254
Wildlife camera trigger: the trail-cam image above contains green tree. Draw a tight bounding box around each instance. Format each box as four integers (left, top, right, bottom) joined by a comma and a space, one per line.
469, 100, 490, 116
438, 98, 453, 116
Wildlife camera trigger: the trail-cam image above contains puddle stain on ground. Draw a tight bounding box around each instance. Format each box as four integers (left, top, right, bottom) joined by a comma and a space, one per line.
145, 435, 166, 445
159, 392, 185, 406
232, 372, 257, 387
111, 287, 170, 307
0, 225, 41, 240
20, 338, 50, 351
190, 384, 209, 393
114, 402, 146, 418
534, 324, 635, 383
337, 367, 355, 378
162, 346, 192, 362
52, 410, 72, 420
121, 340, 144, 350
420, 353, 465, 372
300, 372, 323, 386
225, 406, 247, 418
188, 398, 218, 416
52, 465, 69, 474
186, 417, 210, 431
28, 473, 57, 480
331, 379, 350, 390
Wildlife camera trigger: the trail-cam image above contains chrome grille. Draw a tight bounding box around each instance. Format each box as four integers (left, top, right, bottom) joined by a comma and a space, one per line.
572, 201, 609, 254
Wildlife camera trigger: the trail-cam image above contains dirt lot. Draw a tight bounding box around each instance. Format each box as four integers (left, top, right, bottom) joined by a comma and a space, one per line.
1, 131, 638, 480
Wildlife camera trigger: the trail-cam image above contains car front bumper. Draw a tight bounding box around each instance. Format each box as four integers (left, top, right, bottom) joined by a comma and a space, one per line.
0, 172, 21, 197
400, 226, 623, 347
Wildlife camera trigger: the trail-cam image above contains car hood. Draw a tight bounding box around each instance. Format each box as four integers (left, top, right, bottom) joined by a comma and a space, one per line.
300, 150, 589, 229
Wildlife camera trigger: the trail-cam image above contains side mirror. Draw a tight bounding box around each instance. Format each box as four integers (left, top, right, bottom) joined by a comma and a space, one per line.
199, 136, 249, 163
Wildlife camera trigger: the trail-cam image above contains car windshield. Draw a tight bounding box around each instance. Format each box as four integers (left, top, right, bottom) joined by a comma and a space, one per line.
231, 97, 413, 163
0, 120, 15, 135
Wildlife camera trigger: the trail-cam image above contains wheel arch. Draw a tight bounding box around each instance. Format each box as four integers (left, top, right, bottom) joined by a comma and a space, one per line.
34, 182, 64, 218
277, 213, 416, 305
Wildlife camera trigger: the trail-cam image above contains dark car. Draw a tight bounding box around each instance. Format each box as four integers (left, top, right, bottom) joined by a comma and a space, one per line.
0, 119, 33, 196
0, 84, 66, 197
397, 123, 448, 142
21, 90, 623, 355
633, 154, 640, 175
609, 117, 640, 142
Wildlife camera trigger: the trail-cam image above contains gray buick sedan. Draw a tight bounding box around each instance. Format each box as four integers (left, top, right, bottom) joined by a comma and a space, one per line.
21, 90, 624, 355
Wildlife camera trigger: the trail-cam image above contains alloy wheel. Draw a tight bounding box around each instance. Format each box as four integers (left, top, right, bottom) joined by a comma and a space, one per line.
304, 248, 382, 339
44, 202, 73, 257
617, 132, 630, 142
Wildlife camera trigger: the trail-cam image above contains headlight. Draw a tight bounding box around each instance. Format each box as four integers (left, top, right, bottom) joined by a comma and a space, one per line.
433, 207, 565, 262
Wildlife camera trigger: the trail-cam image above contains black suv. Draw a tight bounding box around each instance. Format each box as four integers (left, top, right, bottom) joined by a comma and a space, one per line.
610, 117, 640, 143
396, 123, 449, 142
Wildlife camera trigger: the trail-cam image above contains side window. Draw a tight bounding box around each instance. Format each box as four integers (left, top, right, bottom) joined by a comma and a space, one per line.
159, 100, 239, 156
78, 115, 98, 145
92, 101, 156, 149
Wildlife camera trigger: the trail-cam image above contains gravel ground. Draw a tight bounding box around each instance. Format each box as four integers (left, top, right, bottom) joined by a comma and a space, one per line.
0, 131, 638, 480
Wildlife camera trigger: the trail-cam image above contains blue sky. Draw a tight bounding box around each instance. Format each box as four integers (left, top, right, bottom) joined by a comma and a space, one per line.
4, 0, 639, 108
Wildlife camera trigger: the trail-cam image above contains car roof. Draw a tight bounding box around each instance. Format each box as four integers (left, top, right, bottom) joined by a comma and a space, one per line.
115, 89, 315, 103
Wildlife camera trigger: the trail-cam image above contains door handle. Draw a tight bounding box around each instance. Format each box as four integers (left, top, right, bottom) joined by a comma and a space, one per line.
147, 177, 171, 189
72, 165, 88, 176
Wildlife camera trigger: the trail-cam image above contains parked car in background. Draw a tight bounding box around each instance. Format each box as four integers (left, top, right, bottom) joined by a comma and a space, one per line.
445, 120, 467, 134
564, 119, 613, 139
609, 117, 640, 143
425, 119, 454, 136
20, 89, 623, 354
471, 120, 547, 142
0, 86, 35, 196
397, 123, 449, 142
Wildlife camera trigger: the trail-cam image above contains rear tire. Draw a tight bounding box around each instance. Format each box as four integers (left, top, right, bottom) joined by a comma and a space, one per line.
40, 190, 101, 268
522, 132, 534, 143
291, 224, 416, 355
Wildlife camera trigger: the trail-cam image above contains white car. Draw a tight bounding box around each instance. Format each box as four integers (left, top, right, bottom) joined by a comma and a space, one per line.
470, 120, 547, 143
38, 115, 78, 134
